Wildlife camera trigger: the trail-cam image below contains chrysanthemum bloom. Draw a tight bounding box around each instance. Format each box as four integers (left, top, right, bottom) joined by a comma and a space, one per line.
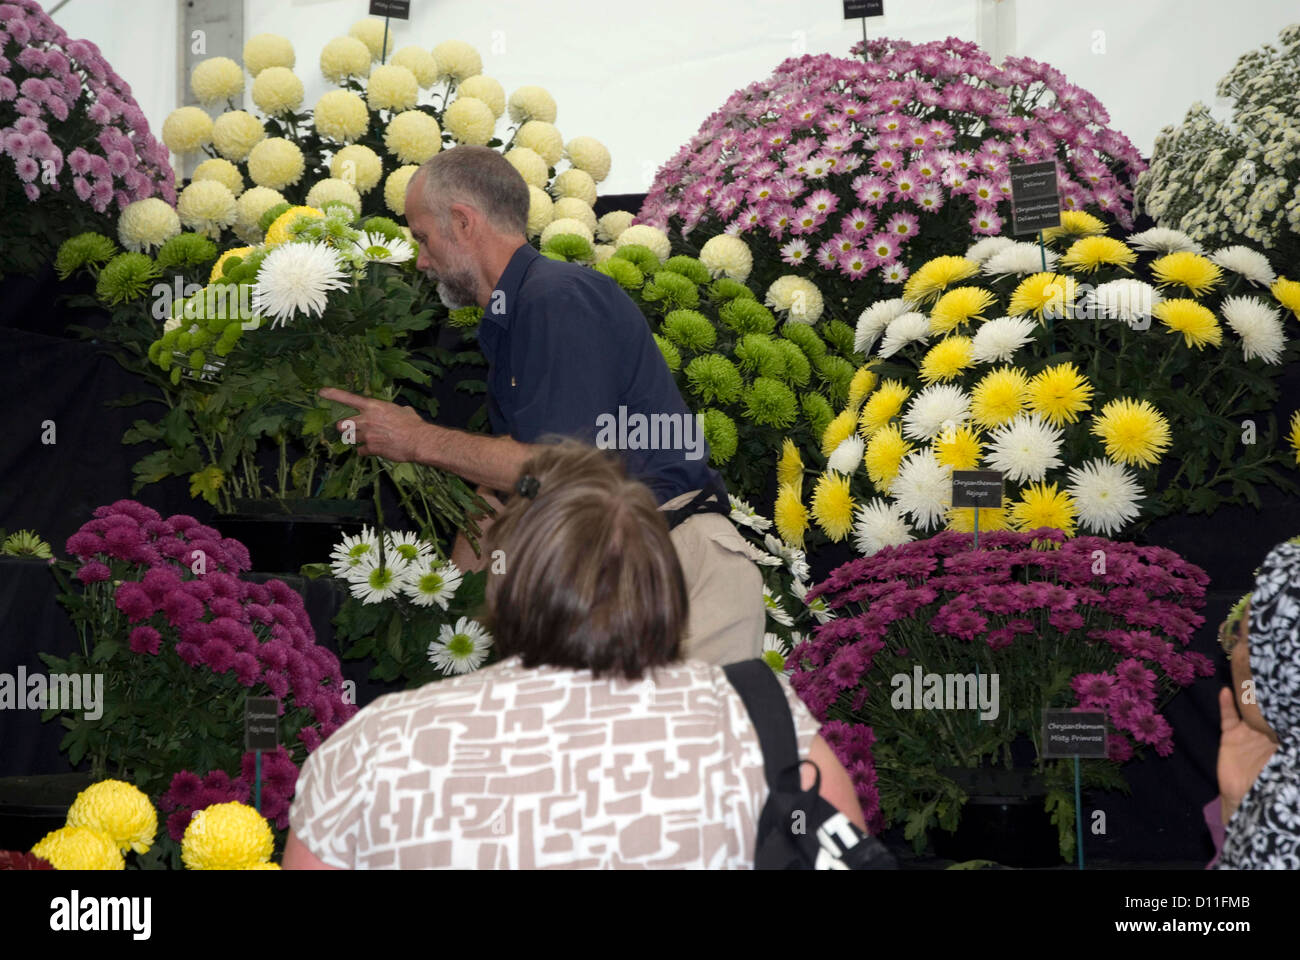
1066, 458, 1142, 536
811, 472, 855, 542
858, 379, 910, 437
1288, 410, 1300, 466
820, 407, 857, 457
432, 40, 482, 82
890, 449, 951, 531
853, 498, 914, 555
247, 137, 305, 190
162, 106, 213, 154
252, 240, 348, 326
502, 146, 548, 188
774, 482, 809, 547
251, 66, 304, 116
384, 165, 419, 217
349, 17, 395, 60
209, 246, 253, 283
67, 780, 157, 854
242, 33, 294, 77
946, 503, 1011, 533
329, 143, 382, 194
428, 617, 493, 674
766, 275, 824, 324
855, 298, 910, 353
565, 136, 612, 182
366, 64, 419, 112
191, 56, 244, 106
233, 186, 286, 243
1027, 362, 1093, 425
305, 178, 362, 214
1127, 227, 1202, 255
778, 437, 804, 490
827, 434, 865, 476
30, 825, 124, 870
314, 90, 369, 143
540, 217, 594, 247
934, 422, 983, 470
903, 256, 979, 304
1150, 251, 1223, 296
901, 382, 970, 441
918, 335, 974, 383
1271, 276, 1300, 318
208, 110, 266, 163
390, 45, 439, 88
551, 168, 597, 207
551, 198, 597, 233
701, 409, 738, 462
761, 634, 789, 672
455, 74, 504, 116
616, 224, 672, 261
514, 120, 564, 166
177, 180, 237, 238
507, 85, 557, 124
118, 198, 181, 253
443, 96, 496, 146
1010, 481, 1077, 536
985, 412, 1063, 483
1210, 245, 1275, 287
981, 241, 1061, 278
1040, 210, 1106, 244
864, 422, 912, 493
1060, 235, 1136, 273
929, 286, 995, 334
1091, 398, 1172, 468
319, 36, 372, 83
700, 235, 753, 281
193, 157, 245, 198
526, 185, 554, 237
182, 802, 273, 870
1009, 272, 1073, 320
847, 367, 877, 409
1221, 296, 1285, 364
1153, 299, 1223, 349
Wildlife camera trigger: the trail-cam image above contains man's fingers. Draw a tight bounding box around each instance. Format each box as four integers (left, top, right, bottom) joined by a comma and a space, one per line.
319, 386, 377, 410
1219, 686, 1241, 733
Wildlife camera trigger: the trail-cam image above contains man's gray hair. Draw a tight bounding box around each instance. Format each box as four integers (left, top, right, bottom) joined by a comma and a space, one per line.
416, 145, 529, 235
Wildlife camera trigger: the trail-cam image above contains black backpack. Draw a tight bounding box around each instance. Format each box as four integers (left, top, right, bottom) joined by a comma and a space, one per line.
724, 659, 897, 870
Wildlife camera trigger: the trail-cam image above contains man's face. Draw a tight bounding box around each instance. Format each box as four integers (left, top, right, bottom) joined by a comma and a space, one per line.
406, 182, 480, 309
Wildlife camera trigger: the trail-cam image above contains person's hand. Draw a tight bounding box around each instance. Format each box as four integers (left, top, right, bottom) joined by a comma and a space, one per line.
319, 387, 428, 463
1217, 686, 1277, 824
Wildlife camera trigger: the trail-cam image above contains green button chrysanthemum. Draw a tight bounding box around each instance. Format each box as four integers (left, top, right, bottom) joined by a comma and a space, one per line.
541, 233, 594, 262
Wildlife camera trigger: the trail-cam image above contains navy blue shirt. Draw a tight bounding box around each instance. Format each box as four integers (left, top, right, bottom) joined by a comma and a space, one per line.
477, 244, 721, 505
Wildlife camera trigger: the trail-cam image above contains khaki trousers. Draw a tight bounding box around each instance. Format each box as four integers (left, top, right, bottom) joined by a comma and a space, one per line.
661, 490, 766, 666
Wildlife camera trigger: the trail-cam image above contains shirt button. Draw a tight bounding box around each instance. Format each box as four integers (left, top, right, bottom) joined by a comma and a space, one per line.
511, 377, 517, 387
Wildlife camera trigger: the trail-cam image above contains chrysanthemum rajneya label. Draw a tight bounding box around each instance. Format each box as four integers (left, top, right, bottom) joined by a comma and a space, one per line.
1041, 709, 1108, 758
951, 470, 1005, 508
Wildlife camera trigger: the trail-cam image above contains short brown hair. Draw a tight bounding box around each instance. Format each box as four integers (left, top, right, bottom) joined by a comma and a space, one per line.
483, 440, 688, 680
416, 145, 529, 234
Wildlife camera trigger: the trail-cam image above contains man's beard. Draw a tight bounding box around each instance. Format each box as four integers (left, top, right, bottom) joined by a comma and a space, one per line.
429, 246, 479, 309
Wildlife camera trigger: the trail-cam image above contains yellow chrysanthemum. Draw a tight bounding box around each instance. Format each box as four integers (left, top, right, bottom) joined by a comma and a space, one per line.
242, 33, 294, 77
1150, 251, 1223, 296
1027, 362, 1093, 426
191, 56, 244, 106
947, 503, 1011, 533
811, 472, 855, 542
66, 780, 157, 854
192, 157, 244, 198
390, 45, 439, 88
1009, 272, 1072, 320
443, 96, 496, 146
305, 178, 362, 214
1091, 397, 1172, 468
514, 120, 564, 166
970, 366, 1030, 428
31, 825, 124, 870
1040, 210, 1107, 245
319, 36, 372, 83
778, 437, 803, 490
1153, 299, 1223, 349
161, 106, 212, 154
929, 286, 995, 334
918, 335, 974, 383
565, 136, 612, 183
821, 407, 858, 457
551, 168, 597, 207
1289, 410, 1300, 466
1010, 481, 1076, 536
181, 802, 274, 870
349, 17, 395, 61
1271, 276, 1300, 318
902, 255, 979, 304
233, 186, 285, 243
264, 205, 324, 247
1060, 235, 1136, 273
774, 482, 809, 548
211, 110, 266, 163
247, 137, 305, 190
865, 422, 912, 493
525, 185, 553, 237
384, 110, 441, 164
367, 63, 419, 112
329, 143, 382, 194
313, 90, 368, 143
384, 165, 419, 217
244, 861, 283, 870
210, 246, 253, 283
848, 365, 878, 407
251, 66, 303, 117
432, 40, 483, 81
934, 422, 984, 470
457, 75, 506, 117
858, 379, 910, 436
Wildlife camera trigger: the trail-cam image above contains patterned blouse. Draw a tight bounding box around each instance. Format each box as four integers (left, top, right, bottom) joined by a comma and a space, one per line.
290, 656, 822, 869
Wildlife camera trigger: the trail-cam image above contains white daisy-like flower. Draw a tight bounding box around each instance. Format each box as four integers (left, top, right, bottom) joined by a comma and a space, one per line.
985, 413, 1064, 483
855, 297, 911, 353
728, 495, 772, 532
763, 534, 810, 582
329, 526, 381, 578
1087, 279, 1162, 329
1210, 245, 1276, 287
427, 617, 492, 674
346, 558, 405, 604
827, 435, 865, 476
763, 586, 795, 627
1221, 295, 1286, 364
383, 530, 433, 565
852, 498, 915, 556
1066, 458, 1142, 537
1127, 227, 1203, 254
252, 241, 349, 326
971, 315, 1037, 363
401, 558, 463, 609
350, 230, 414, 265
965, 236, 1016, 264
761, 633, 790, 673
981, 241, 1060, 278
901, 383, 971, 441
877, 311, 932, 358
791, 578, 836, 624
890, 449, 951, 531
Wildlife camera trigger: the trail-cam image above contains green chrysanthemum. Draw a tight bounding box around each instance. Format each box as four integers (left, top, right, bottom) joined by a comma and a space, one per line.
55, 232, 118, 280
540, 250, 565, 261
701, 408, 738, 463
448, 306, 484, 328
653, 333, 681, 372
296, 211, 359, 245
815, 355, 856, 406
782, 321, 827, 361
771, 339, 811, 387
661, 255, 711, 285
801, 392, 834, 438
214, 323, 245, 356
224, 248, 268, 284
95, 253, 161, 306
156, 233, 219, 270
1, 530, 52, 558
641, 270, 700, 310
541, 233, 594, 262
709, 277, 756, 304
744, 377, 798, 428
594, 257, 644, 290
720, 297, 776, 335
684, 354, 743, 404
612, 243, 660, 274
661, 309, 716, 352
361, 216, 405, 242
821, 319, 858, 358
258, 201, 293, 233
735, 333, 785, 379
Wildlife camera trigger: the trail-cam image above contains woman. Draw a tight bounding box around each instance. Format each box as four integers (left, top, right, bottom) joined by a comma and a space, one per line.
284, 441, 864, 869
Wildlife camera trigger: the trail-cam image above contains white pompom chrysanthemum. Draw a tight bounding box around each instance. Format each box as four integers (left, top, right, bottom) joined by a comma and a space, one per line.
313, 90, 368, 144
118, 198, 181, 253
765, 275, 823, 323
366, 64, 419, 112
191, 57, 244, 106
616, 224, 671, 261
700, 235, 753, 281
877, 310, 931, 358
565, 136, 611, 183
383, 165, 419, 217
1065, 458, 1142, 537
507, 85, 557, 124
856, 298, 911, 354
456, 75, 505, 117
984, 413, 1063, 483
329, 144, 382, 194
901, 383, 970, 441
526, 185, 553, 237
243, 34, 294, 77
970, 315, 1036, 363
504, 147, 549, 187
550, 168, 597, 207
234, 186, 286, 243
514, 120, 564, 166
193, 157, 245, 198
161, 107, 212, 154
1128, 227, 1203, 254
852, 498, 914, 555
551, 198, 596, 232
890, 449, 951, 531
305, 178, 362, 214
251, 67, 303, 117
384, 110, 441, 164
253, 241, 349, 326
390, 45, 439, 88
432, 40, 482, 81
443, 96, 495, 145
540, 217, 594, 246
1221, 295, 1286, 364
1210, 245, 1276, 287
211, 110, 266, 163
177, 180, 237, 239
596, 210, 634, 243
349, 18, 395, 61
247, 137, 305, 190
319, 36, 371, 83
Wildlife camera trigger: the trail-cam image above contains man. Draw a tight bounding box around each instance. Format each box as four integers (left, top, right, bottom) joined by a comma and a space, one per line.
320, 145, 764, 666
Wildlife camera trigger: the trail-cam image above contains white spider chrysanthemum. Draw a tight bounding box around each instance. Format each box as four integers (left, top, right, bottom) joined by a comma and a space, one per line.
252, 241, 349, 326
1210, 245, 1276, 287
1066, 458, 1142, 537
350, 230, 414, 265
427, 617, 492, 674
1087, 279, 1162, 328
855, 297, 911, 353
902, 383, 971, 441
827, 435, 865, 476
985, 413, 1064, 483
329, 526, 380, 578
729, 495, 772, 532
890, 449, 951, 531
877, 310, 931, 358
1127, 227, 1203, 255
1221, 295, 1286, 364
763, 587, 795, 626
401, 558, 463, 609
971, 315, 1037, 363
965, 236, 1016, 264
852, 498, 915, 555
981, 241, 1060, 278
763, 534, 809, 582
790, 578, 836, 624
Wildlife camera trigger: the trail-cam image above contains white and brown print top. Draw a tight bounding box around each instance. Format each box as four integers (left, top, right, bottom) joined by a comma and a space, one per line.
290, 656, 822, 869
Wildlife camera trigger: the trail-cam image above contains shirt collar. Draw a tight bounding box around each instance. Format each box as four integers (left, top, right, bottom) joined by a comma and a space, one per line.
483, 243, 541, 330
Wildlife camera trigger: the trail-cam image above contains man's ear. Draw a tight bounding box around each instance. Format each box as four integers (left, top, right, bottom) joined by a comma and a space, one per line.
447, 202, 476, 241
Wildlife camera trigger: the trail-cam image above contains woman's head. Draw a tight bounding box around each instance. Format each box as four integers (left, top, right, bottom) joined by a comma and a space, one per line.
1244, 539, 1300, 742
483, 440, 688, 681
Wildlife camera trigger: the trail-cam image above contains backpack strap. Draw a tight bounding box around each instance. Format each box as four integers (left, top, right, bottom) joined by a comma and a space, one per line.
723, 659, 803, 793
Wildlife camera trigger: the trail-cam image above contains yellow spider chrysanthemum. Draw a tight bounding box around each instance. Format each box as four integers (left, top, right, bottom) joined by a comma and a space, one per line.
1027, 362, 1093, 426
31, 825, 124, 870
774, 482, 809, 548
865, 422, 912, 493
1091, 397, 1172, 468
947, 503, 1011, 533
811, 472, 855, 542
971, 366, 1030, 428
848, 365, 879, 408
1288, 410, 1300, 466
66, 780, 157, 854
1010, 272, 1074, 320
181, 802, 274, 870
264, 205, 324, 246
1153, 299, 1223, 349
1040, 210, 1106, 245
1151, 251, 1223, 296
1271, 276, 1300, 318
918, 335, 975, 383
1060, 235, 1136, 273
209, 246, 253, 283
1010, 481, 1077, 536
821, 407, 858, 457
934, 422, 984, 470
902, 255, 979, 304
858, 379, 911, 437
777, 437, 803, 490
929, 286, 995, 334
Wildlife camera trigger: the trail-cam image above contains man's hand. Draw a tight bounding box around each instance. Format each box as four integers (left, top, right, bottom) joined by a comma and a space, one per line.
319, 387, 428, 463
1217, 686, 1277, 825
